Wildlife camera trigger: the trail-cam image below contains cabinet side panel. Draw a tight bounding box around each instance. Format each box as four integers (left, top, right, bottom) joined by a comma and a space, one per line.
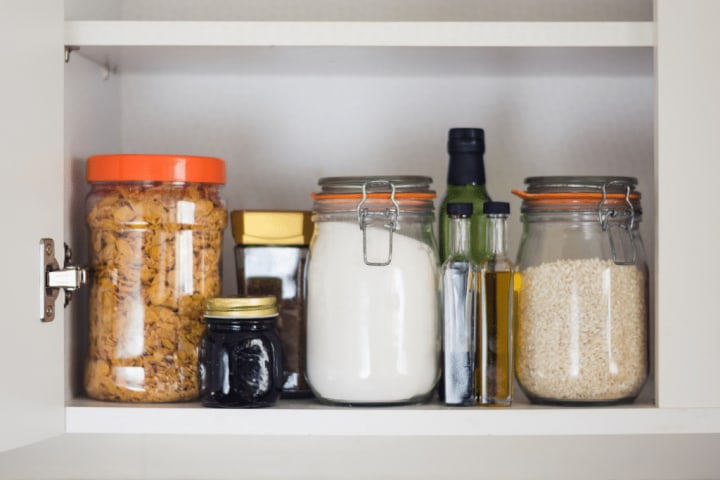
0, 0, 65, 451
656, 0, 720, 407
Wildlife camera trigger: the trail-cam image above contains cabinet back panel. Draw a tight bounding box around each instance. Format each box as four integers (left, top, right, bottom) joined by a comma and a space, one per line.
115, 48, 654, 294
65, 46, 655, 402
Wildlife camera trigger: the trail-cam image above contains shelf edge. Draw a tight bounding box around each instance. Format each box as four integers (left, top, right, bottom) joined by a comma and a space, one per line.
65, 405, 720, 436
64, 21, 655, 48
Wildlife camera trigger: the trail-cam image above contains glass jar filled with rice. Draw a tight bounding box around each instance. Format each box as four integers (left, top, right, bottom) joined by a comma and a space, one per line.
512, 176, 649, 405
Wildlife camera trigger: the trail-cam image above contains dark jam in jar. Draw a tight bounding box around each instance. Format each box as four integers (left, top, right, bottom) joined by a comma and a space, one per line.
200, 296, 283, 408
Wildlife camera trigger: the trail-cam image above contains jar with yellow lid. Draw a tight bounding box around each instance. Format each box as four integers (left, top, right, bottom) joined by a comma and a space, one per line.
231, 210, 313, 398
200, 296, 283, 408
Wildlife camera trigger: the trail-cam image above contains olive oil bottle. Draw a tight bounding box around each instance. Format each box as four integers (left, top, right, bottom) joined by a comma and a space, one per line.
477, 202, 514, 406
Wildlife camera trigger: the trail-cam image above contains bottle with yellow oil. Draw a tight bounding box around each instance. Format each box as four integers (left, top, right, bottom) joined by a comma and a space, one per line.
476, 202, 514, 406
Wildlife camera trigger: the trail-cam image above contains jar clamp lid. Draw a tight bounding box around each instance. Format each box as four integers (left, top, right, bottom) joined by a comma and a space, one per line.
513, 176, 642, 266
205, 296, 278, 319
312, 176, 436, 267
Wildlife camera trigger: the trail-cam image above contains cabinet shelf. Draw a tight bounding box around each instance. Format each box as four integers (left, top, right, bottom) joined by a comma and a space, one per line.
65, 399, 720, 436
65, 20, 654, 48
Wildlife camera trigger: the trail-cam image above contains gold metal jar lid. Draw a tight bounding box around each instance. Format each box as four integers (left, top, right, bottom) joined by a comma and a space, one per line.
205, 296, 278, 319
231, 210, 313, 246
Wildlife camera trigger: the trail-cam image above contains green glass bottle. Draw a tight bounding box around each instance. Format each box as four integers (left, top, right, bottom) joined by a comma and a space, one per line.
439, 128, 492, 263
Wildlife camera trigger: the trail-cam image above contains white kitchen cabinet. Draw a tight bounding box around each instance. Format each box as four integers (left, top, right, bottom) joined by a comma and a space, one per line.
1, 0, 719, 478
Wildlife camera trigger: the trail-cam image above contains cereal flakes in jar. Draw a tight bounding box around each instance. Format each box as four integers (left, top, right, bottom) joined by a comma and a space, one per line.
84, 154, 227, 402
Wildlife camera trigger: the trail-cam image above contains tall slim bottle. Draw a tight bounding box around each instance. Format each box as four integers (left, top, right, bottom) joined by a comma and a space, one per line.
439, 128, 492, 264
441, 203, 477, 406
477, 202, 513, 406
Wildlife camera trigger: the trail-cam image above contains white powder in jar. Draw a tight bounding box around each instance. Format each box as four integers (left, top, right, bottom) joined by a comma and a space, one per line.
516, 258, 648, 403
306, 221, 440, 404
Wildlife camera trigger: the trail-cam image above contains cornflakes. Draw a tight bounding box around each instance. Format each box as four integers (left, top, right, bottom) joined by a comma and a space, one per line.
84, 183, 226, 402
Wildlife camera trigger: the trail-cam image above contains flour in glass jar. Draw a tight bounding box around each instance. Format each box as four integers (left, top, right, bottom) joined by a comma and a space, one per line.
306, 221, 440, 404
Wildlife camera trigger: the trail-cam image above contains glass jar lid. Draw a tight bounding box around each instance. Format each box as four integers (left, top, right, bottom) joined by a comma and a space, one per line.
316, 175, 434, 195
513, 175, 642, 215
205, 296, 278, 319
523, 176, 638, 194
312, 176, 436, 215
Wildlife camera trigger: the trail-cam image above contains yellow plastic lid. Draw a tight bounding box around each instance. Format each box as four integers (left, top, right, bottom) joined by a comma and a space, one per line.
231, 210, 313, 246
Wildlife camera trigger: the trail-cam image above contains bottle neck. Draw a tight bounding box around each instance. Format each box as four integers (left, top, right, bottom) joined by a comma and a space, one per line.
448, 216, 472, 257
486, 214, 508, 259
447, 152, 486, 186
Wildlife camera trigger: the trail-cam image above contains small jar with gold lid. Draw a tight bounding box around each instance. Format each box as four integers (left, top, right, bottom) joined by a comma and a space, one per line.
199, 296, 283, 408
231, 210, 313, 398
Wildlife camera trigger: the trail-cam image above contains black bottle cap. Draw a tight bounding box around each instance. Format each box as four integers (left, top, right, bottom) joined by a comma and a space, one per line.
448, 128, 485, 154
447, 202, 474, 217
483, 202, 510, 215
446, 128, 487, 186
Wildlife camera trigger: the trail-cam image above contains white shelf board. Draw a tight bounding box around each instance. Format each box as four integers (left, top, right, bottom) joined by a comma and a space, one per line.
65, 399, 720, 436
65, 21, 654, 48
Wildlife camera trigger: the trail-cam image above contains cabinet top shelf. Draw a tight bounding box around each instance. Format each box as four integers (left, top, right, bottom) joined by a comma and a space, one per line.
65, 21, 654, 48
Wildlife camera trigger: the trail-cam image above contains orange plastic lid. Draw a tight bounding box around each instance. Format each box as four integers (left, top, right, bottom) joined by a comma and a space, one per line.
87, 154, 226, 184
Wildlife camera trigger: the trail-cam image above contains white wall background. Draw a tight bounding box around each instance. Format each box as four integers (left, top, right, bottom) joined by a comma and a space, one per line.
108, 47, 654, 295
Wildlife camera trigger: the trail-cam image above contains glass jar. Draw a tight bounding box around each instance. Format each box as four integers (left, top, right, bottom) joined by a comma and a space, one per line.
200, 296, 283, 408
84, 154, 227, 402
231, 210, 313, 398
513, 176, 649, 405
306, 176, 441, 405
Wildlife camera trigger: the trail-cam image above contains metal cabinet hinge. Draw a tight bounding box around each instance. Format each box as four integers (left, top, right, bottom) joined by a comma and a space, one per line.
41, 238, 87, 322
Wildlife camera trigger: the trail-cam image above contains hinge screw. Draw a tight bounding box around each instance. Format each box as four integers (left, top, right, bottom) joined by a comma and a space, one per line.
45, 305, 54, 316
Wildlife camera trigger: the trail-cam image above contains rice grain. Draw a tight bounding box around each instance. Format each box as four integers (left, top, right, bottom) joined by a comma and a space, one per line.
516, 258, 647, 403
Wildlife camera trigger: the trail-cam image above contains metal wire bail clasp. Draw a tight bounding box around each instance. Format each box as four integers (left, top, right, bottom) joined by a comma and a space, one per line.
598, 181, 637, 266
356, 180, 400, 266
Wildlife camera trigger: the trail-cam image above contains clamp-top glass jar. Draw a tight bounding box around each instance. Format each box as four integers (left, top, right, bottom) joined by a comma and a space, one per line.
513, 176, 649, 405
306, 176, 441, 405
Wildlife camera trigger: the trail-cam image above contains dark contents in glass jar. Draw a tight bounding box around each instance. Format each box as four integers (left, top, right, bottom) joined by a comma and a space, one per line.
245, 278, 309, 396
199, 318, 283, 408
236, 246, 311, 397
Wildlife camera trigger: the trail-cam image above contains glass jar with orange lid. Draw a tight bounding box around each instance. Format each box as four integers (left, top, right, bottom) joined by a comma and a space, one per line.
513, 176, 649, 405
84, 154, 227, 402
